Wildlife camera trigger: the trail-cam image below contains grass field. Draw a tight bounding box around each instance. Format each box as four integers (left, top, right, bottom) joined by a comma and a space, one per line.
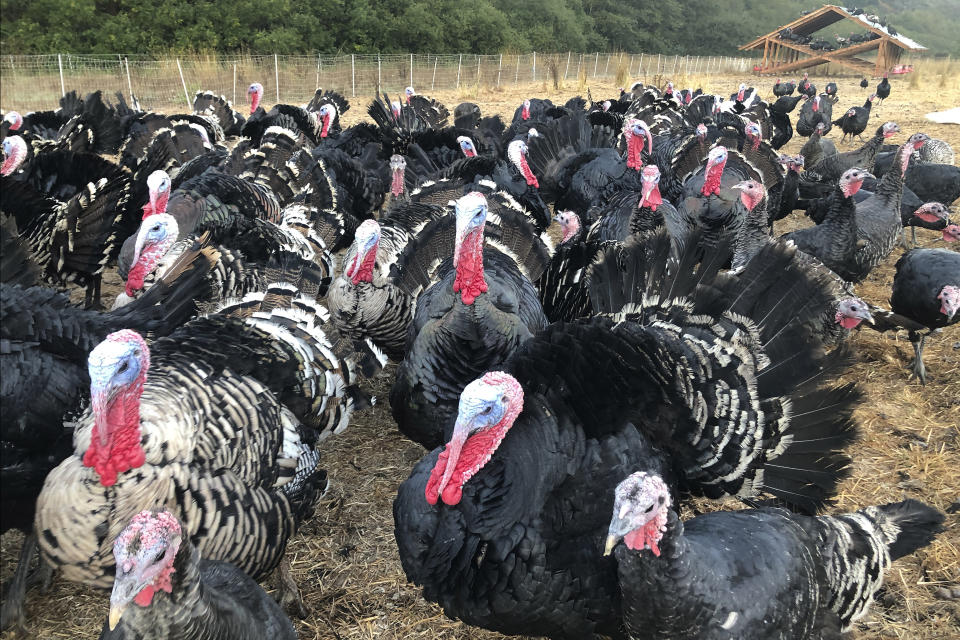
1, 67, 958, 640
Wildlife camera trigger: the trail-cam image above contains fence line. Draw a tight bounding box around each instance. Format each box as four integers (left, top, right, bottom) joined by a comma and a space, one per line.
0, 52, 758, 113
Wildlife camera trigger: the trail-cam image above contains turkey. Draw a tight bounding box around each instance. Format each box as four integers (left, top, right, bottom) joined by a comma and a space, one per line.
843, 134, 929, 283
860, 78, 869, 89
525, 113, 642, 221
242, 83, 323, 146
800, 122, 899, 202
327, 205, 445, 362
901, 202, 951, 248
100, 510, 296, 640
585, 165, 675, 243
394, 230, 858, 639
192, 90, 245, 137
943, 223, 960, 242
403, 86, 450, 127
831, 94, 875, 143
782, 168, 873, 280
870, 249, 960, 383
824, 81, 839, 102
535, 210, 604, 322
669, 145, 765, 252
606, 471, 944, 639
729, 179, 771, 272
390, 192, 549, 449
876, 74, 891, 103
901, 162, 960, 207
772, 78, 795, 96
796, 96, 833, 137
770, 154, 803, 223
34, 273, 367, 609
2, 139, 131, 308
0, 247, 217, 631
798, 74, 817, 98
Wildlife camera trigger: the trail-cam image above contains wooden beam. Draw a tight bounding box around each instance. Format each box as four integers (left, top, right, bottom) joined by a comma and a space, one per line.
739, 4, 838, 50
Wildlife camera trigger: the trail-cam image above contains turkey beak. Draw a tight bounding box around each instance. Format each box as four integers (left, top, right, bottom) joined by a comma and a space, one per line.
860, 310, 876, 325
603, 534, 618, 557
109, 605, 125, 631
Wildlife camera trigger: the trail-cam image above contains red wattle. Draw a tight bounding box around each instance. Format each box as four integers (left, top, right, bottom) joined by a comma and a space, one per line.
701, 161, 725, 196
626, 136, 644, 171
321, 115, 331, 138
141, 203, 154, 219
349, 248, 377, 284
641, 185, 662, 211
390, 170, 405, 197
624, 519, 663, 556
464, 148, 477, 158
83, 390, 146, 487
915, 212, 941, 223
839, 316, 862, 329
519, 156, 539, 188
134, 585, 157, 607
426, 421, 510, 506
453, 229, 487, 305
521, 106, 530, 120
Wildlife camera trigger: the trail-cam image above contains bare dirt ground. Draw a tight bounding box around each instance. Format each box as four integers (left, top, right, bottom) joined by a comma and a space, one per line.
2, 71, 958, 640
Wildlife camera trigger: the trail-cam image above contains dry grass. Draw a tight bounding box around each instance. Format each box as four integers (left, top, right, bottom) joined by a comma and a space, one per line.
2, 71, 959, 640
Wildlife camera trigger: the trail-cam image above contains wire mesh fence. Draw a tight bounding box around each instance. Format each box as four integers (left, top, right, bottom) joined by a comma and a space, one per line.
0, 52, 757, 113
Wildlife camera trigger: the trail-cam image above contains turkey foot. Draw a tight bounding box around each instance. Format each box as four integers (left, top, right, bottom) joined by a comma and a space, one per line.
0, 531, 38, 635
276, 557, 308, 619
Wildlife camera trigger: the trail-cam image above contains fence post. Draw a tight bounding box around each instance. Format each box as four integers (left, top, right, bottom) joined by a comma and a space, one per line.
656, 53, 661, 74
515, 54, 520, 84
176, 58, 191, 110
497, 53, 502, 87
456, 54, 462, 89
672, 55, 678, 75
604, 54, 610, 76
316, 53, 321, 89
274, 54, 280, 103
351, 54, 355, 97
410, 53, 414, 87
124, 57, 133, 102
576, 53, 582, 78
233, 63, 237, 105
432, 56, 438, 91
377, 54, 381, 93
638, 53, 644, 75
57, 53, 65, 97
476, 54, 481, 84
564, 51, 571, 81
629, 54, 634, 77
532, 51, 536, 82
593, 52, 599, 77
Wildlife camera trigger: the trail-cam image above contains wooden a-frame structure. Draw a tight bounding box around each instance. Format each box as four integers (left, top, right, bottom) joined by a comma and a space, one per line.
740, 5, 926, 77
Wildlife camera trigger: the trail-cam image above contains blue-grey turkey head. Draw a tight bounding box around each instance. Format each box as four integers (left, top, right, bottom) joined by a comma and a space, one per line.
834, 298, 875, 330
424, 371, 524, 506
622, 119, 652, 171
457, 135, 478, 158
507, 139, 539, 189
343, 219, 380, 285
247, 82, 264, 115
317, 103, 337, 139
142, 169, 172, 217
85, 329, 150, 487
109, 509, 183, 630
453, 191, 490, 304
125, 213, 179, 298
1, 135, 27, 176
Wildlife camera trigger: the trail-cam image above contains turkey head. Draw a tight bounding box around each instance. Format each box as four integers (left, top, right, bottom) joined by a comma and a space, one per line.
604, 471, 671, 557
425, 371, 524, 506
109, 509, 183, 630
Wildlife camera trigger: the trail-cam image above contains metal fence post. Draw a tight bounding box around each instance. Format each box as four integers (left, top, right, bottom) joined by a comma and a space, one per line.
564, 51, 571, 81
274, 54, 280, 103
351, 54, 355, 97
594, 52, 599, 77
532, 51, 536, 82
410, 53, 413, 87
57, 53, 65, 97
176, 58, 191, 110
316, 53, 321, 89
604, 54, 610, 76
378, 54, 381, 93
456, 54, 462, 89
515, 54, 520, 84
124, 57, 133, 102
638, 53, 644, 75
497, 53, 502, 87
233, 63, 237, 105
476, 54, 481, 84
576, 53, 582, 78
656, 54, 661, 74
432, 56, 438, 90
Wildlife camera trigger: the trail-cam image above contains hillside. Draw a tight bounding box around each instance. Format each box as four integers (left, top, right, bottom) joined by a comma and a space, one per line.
0, 0, 956, 57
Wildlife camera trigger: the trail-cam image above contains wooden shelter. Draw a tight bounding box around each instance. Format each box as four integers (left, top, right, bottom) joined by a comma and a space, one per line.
740, 5, 926, 77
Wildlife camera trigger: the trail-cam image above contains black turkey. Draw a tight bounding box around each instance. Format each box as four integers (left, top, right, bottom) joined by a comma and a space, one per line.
100, 510, 296, 640
606, 472, 944, 639
390, 193, 548, 449
831, 94, 875, 143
